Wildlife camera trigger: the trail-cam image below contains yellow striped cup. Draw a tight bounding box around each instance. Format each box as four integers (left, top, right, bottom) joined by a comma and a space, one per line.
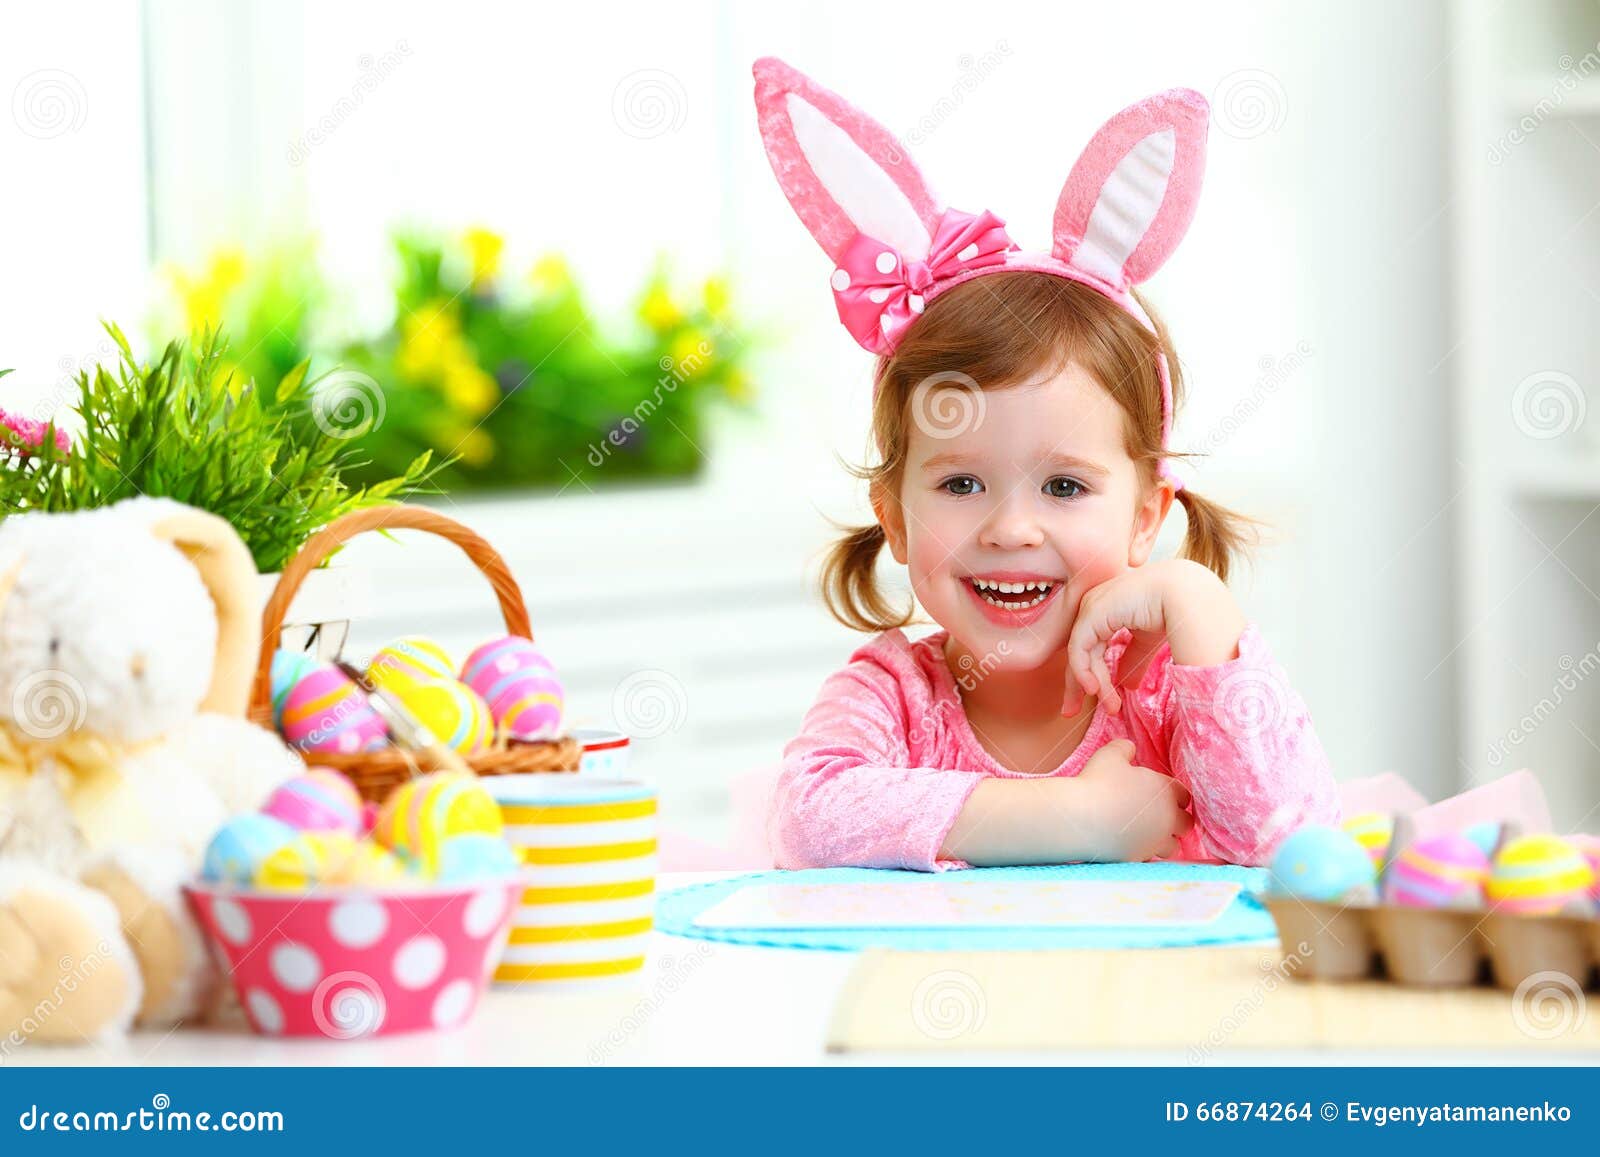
484, 775, 656, 987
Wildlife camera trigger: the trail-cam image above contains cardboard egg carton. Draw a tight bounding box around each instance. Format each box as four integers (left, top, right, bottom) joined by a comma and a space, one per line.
1262, 817, 1600, 991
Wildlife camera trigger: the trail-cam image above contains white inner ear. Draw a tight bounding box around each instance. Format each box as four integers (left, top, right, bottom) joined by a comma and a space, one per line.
1070, 128, 1176, 285
786, 92, 932, 259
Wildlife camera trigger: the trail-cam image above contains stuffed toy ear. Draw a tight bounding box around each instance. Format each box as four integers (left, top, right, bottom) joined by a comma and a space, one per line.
1052, 88, 1208, 290
753, 56, 944, 263
141, 504, 261, 719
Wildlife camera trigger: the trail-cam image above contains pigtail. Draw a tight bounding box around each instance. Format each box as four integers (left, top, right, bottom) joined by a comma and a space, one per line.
1174, 488, 1261, 586
819, 522, 915, 634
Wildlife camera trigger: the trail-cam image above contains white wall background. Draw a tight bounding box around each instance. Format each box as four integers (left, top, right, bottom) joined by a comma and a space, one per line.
0, 0, 1464, 842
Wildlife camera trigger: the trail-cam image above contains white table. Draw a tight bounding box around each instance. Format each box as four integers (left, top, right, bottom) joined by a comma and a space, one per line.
7, 874, 1588, 1066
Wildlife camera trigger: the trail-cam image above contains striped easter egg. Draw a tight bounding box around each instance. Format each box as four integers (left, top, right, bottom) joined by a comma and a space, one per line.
388, 679, 495, 755
1383, 833, 1490, 908
261, 769, 366, 834
374, 772, 504, 876
1341, 811, 1394, 869
203, 813, 299, 885
279, 665, 389, 754
461, 635, 553, 688
255, 831, 361, 892
1568, 833, 1600, 901
269, 649, 320, 728
367, 636, 457, 693
1488, 834, 1596, 915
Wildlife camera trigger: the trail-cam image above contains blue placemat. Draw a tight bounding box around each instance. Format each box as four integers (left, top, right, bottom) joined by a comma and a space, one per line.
656, 861, 1276, 952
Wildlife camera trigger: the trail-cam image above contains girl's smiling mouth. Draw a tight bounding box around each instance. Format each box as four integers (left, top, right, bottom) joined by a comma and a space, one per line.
961, 573, 1064, 626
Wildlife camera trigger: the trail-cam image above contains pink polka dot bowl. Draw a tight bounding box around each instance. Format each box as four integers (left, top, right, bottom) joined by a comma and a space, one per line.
185, 878, 520, 1039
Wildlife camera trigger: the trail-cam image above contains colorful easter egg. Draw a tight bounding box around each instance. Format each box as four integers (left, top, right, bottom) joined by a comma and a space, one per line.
435, 833, 520, 882
322, 840, 411, 887
367, 636, 457, 693
1488, 834, 1596, 916
1462, 821, 1505, 859
374, 772, 504, 876
1269, 825, 1377, 904
279, 665, 388, 754
269, 649, 319, 728
202, 813, 298, 885
1567, 833, 1600, 902
461, 635, 553, 688
1383, 833, 1490, 909
461, 636, 565, 740
255, 831, 361, 892
387, 679, 494, 754
1341, 812, 1394, 870
261, 769, 366, 834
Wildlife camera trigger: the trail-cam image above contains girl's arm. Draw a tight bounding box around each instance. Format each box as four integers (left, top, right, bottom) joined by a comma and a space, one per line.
774, 662, 985, 870
1064, 560, 1341, 866
776, 662, 1193, 869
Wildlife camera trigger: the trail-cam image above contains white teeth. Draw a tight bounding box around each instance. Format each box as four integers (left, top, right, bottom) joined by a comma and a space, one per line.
971, 578, 1055, 594
978, 591, 1048, 609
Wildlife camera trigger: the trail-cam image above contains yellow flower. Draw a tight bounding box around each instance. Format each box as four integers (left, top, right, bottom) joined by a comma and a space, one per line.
457, 426, 494, 466
463, 227, 504, 290
170, 247, 248, 334
703, 276, 731, 319
668, 330, 714, 378
723, 368, 753, 403
639, 284, 683, 333
529, 254, 573, 296
397, 301, 462, 380
441, 359, 498, 416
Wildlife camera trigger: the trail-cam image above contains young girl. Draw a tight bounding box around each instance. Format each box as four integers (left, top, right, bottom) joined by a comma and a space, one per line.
753, 58, 1340, 872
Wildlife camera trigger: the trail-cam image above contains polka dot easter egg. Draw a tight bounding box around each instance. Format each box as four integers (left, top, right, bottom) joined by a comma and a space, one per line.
1269, 825, 1377, 904
1489, 834, 1597, 916
387, 679, 494, 755
279, 665, 388, 754
374, 772, 504, 876
1341, 812, 1394, 871
1383, 833, 1490, 909
261, 769, 366, 834
269, 649, 319, 728
203, 813, 299, 885
368, 636, 457, 694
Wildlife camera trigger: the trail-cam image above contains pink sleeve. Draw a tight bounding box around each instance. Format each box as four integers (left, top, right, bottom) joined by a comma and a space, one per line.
1123, 623, 1340, 867
773, 661, 984, 872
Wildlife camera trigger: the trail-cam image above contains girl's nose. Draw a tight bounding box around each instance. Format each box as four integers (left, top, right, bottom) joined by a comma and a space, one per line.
978, 493, 1045, 550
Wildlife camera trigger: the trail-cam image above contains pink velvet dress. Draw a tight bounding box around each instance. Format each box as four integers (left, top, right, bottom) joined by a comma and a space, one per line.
773, 623, 1341, 872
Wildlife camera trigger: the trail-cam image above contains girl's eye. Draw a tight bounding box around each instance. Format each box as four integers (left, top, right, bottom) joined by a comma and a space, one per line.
940, 476, 983, 497
1044, 476, 1086, 500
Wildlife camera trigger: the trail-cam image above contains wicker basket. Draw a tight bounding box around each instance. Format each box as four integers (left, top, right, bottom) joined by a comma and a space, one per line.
249, 504, 581, 802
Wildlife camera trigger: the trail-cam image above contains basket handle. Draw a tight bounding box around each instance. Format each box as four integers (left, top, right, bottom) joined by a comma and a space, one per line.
251, 504, 532, 719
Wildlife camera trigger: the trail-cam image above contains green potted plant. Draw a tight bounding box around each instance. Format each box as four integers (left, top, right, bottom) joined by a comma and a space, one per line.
0, 324, 439, 649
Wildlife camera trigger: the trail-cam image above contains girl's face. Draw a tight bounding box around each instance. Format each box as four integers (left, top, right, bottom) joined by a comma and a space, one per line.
875, 361, 1172, 671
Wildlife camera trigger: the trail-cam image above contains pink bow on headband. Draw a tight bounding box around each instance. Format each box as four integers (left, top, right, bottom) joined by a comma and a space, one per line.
831, 209, 1016, 355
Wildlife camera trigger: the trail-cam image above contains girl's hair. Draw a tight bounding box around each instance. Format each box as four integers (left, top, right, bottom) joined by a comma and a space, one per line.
821, 272, 1260, 634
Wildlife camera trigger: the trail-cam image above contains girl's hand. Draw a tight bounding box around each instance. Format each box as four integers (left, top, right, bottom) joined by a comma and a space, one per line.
1073, 738, 1194, 860
1060, 559, 1246, 717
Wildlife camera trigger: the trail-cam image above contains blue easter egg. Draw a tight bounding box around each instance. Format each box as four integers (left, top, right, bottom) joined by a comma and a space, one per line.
203, 813, 299, 885
1269, 824, 1377, 903
435, 833, 520, 882
1462, 821, 1504, 858
269, 650, 321, 728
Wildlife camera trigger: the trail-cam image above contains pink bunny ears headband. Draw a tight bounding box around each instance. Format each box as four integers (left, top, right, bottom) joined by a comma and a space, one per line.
752, 56, 1209, 491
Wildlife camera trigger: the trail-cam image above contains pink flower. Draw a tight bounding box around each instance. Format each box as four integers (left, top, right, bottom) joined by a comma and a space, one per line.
0, 407, 70, 454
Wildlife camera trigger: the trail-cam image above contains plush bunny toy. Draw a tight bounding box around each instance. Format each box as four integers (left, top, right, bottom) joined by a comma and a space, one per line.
0, 497, 301, 1046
